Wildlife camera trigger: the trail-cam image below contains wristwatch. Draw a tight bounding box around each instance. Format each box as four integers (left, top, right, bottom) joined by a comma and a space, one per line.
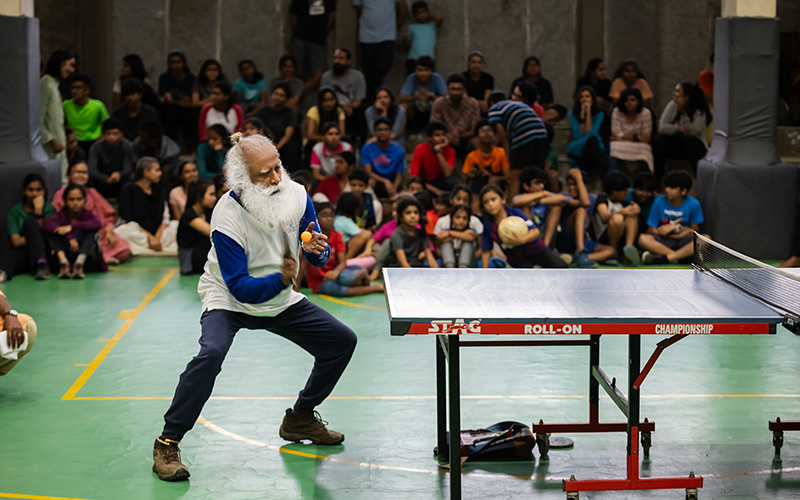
3, 309, 18, 318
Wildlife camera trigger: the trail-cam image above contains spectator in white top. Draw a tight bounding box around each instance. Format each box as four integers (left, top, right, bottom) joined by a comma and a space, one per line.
609, 87, 653, 173
198, 81, 244, 142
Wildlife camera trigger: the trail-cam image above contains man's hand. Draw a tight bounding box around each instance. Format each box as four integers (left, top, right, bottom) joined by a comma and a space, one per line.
432, 141, 445, 154
69, 239, 79, 252
147, 234, 162, 251
55, 225, 72, 235
281, 257, 297, 285
5, 314, 24, 350
107, 171, 121, 183
301, 221, 329, 255
416, 88, 429, 102
50, 138, 64, 154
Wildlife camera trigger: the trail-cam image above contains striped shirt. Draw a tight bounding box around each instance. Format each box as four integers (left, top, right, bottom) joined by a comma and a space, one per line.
488, 100, 548, 150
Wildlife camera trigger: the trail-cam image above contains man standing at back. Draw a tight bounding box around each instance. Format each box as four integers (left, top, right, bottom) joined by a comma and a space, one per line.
353, 0, 407, 97
321, 48, 367, 139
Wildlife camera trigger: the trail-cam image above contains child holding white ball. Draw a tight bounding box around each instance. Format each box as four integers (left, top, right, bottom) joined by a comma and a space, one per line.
479, 185, 567, 269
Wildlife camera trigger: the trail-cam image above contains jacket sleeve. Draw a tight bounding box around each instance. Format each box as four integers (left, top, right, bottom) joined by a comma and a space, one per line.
299, 193, 330, 268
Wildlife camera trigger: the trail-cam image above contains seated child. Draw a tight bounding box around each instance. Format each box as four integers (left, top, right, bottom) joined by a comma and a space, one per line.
405, 176, 425, 195
43, 184, 103, 279
638, 170, 706, 264
463, 120, 509, 199
366, 193, 415, 280
556, 168, 615, 267
479, 184, 566, 269
593, 171, 641, 266
88, 118, 134, 198
386, 197, 438, 268
409, 121, 457, 196
347, 168, 382, 229
334, 192, 374, 260
177, 180, 217, 275
5, 174, 54, 280
435, 203, 478, 268
196, 125, 230, 179
314, 151, 355, 205
512, 167, 567, 247
627, 171, 657, 237
310, 122, 353, 181
361, 117, 405, 198
305, 203, 384, 297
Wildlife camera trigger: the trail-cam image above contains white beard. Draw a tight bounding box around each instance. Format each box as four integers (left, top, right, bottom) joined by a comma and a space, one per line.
233, 165, 302, 233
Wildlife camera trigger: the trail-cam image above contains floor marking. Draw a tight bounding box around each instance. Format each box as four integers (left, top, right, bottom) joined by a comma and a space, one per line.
198, 416, 800, 482
0, 493, 92, 500
318, 294, 386, 311
61, 269, 177, 401
65, 393, 800, 401
117, 310, 136, 320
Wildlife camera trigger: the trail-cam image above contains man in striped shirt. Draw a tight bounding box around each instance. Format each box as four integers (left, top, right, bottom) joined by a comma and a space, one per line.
488, 81, 549, 199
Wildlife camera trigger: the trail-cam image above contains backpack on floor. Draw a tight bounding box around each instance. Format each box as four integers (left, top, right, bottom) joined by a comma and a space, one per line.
437, 421, 535, 463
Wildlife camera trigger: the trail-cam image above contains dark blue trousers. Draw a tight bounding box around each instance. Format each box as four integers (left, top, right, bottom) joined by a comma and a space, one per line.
162, 298, 357, 438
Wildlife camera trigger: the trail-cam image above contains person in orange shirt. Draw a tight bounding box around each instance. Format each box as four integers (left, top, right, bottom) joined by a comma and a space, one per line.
463, 119, 509, 202
0, 290, 37, 376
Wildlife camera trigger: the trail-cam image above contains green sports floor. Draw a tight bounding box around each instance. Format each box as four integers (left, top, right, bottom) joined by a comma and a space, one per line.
1, 257, 799, 500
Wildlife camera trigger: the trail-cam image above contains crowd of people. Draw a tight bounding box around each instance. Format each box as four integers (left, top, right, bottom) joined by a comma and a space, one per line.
6, 0, 774, 292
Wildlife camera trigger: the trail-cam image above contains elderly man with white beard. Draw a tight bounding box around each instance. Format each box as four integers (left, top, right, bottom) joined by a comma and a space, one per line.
152, 132, 357, 482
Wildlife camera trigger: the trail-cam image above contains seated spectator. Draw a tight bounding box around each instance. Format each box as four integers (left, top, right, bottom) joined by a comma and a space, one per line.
198, 81, 244, 142
364, 87, 406, 147
575, 57, 612, 111
158, 50, 196, 153
567, 86, 608, 176
479, 184, 566, 269
367, 193, 414, 279
406, 176, 425, 194
638, 171, 705, 264
409, 121, 457, 196
305, 202, 384, 296
434, 196, 481, 268
65, 128, 86, 167
192, 58, 229, 107
306, 87, 347, 144
111, 78, 158, 141
43, 184, 103, 279
169, 161, 200, 220
53, 162, 131, 265
610, 87, 653, 173
177, 180, 216, 275
512, 167, 566, 247
402, 1, 444, 74
334, 192, 374, 259
269, 55, 304, 109
315, 151, 355, 205
593, 171, 641, 266
321, 48, 366, 120
63, 73, 110, 153
627, 171, 657, 238
4, 174, 53, 280
431, 73, 481, 157
653, 82, 711, 180
361, 118, 405, 198
463, 120, 509, 201
386, 196, 438, 269
488, 87, 551, 198
88, 119, 135, 198
461, 50, 494, 114
348, 168, 382, 229
555, 169, 613, 267
399, 56, 447, 131
133, 120, 181, 185
609, 59, 654, 108
233, 59, 267, 116
255, 83, 301, 171
111, 53, 158, 109
116, 157, 178, 255
197, 125, 231, 179
242, 117, 270, 138
510, 56, 554, 106
310, 123, 353, 181
0, 291, 37, 376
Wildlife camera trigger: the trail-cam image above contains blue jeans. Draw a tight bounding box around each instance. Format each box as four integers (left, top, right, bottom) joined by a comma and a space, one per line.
162, 298, 357, 438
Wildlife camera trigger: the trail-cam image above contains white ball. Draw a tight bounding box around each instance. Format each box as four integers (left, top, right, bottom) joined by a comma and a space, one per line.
498, 216, 529, 246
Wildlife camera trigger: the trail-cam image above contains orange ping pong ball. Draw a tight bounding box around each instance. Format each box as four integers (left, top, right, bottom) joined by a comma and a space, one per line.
301, 231, 313, 242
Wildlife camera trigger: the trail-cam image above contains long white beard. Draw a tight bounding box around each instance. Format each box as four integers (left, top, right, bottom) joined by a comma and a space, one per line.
234, 167, 300, 232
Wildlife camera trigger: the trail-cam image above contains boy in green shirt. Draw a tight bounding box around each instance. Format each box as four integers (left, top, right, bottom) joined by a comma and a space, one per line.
63, 73, 109, 153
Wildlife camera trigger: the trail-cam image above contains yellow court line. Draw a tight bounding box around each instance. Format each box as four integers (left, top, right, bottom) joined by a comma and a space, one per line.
0, 494, 91, 500
318, 294, 386, 311
67, 393, 800, 401
61, 269, 177, 400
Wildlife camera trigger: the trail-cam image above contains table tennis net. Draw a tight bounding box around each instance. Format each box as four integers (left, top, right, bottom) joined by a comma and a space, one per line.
694, 233, 800, 322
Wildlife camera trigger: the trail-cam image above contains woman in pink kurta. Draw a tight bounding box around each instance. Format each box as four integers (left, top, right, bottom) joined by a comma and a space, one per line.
609, 87, 654, 172
53, 162, 131, 264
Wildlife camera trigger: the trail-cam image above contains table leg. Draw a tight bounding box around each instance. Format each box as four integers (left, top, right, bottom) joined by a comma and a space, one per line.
436, 336, 447, 462
589, 335, 600, 425
628, 335, 641, 479
448, 335, 461, 500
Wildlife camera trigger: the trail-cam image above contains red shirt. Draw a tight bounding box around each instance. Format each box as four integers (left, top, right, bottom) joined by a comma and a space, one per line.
410, 143, 455, 183
315, 175, 344, 204
306, 229, 345, 293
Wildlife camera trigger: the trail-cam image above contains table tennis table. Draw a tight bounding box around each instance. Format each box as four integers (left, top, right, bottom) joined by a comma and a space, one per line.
383, 236, 800, 500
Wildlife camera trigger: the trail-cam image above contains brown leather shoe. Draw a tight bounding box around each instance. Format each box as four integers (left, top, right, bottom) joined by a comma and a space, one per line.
152, 437, 190, 481
279, 408, 344, 445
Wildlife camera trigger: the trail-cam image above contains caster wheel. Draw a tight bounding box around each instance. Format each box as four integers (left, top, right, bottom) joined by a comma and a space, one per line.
536, 432, 551, 458
773, 429, 784, 457
641, 430, 652, 457
566, 491, 579, 500
685, 488, 698, 500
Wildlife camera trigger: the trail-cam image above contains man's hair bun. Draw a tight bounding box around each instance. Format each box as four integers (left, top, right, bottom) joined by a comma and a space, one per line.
230, 132, 243, 145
